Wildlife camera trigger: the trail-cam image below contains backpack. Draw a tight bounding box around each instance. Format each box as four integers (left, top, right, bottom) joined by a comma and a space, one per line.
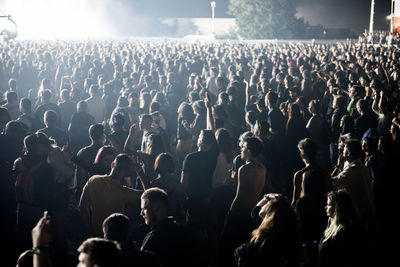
15, 160, 44, 204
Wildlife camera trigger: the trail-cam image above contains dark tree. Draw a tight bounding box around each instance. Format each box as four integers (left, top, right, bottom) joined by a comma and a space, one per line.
228, 0, 306, 39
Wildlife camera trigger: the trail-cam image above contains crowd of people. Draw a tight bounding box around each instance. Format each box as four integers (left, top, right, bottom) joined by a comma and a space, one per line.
1, 32, 400, 267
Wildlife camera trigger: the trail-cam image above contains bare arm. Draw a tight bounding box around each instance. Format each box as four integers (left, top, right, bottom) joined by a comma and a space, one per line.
180, 172, 190, 194
205, 92, 215, 132
124, 124, 138, 155
78, 186, 92, 234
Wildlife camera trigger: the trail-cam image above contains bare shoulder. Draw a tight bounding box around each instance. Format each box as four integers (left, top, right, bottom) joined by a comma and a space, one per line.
239, 161, 265, 175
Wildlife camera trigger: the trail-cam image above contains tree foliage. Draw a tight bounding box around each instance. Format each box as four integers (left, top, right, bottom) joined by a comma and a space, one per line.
228, 0, 306, 39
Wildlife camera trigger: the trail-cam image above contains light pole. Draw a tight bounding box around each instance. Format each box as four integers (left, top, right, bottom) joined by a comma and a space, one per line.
369, 0, 375, 33
211, 1, 216, 35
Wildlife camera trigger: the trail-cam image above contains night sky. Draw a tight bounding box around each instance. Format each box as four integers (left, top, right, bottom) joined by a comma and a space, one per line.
114, 0, 390, 33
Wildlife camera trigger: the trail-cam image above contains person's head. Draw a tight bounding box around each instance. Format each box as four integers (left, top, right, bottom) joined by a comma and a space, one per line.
241, 136, 263, 161
297, 138, 317, 164
60, 89, 71, 102
308, 99, 321, 115
139, 114, 153, 131
154, 152, 175, 175
340, 115, 355, 134
254, 120, 269, 139
245, 110, 257, 128
361, 136, 378, 155
177, 102, 194, 121
94, 146, 117, 170
24, 132, 52, 156
111, 112, 125, 131
111, 153, 132, 177
322, 190, 357, 243
140, 188, 169, 227
89, 124, 105, 145
215, 128, 233, 162
44, 110, 57, 128
192, 100, 206, 116
343, 139, 362, 162
89, 84, 100, 97
252, 194, 299, 248
40, 89, 52, 103
332, 95, 347, 110
188, 91, 200, 104
5, 91, 18, 104
265, 91, 278, 108
217, 92, 229, 105
19, 98, 32, 114
356, 99, 369, 115
390, 122, 400, 141
77, 100, 88, 113
103, 213, 130, 246
197, 129, 217, 152
77, 238, 121, 267
288, 87, 300, 101
8, 78, 17, 91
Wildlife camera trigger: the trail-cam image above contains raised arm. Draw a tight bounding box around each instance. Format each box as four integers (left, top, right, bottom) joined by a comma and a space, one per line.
124, 124, 138, 155
205, 91, 215, 132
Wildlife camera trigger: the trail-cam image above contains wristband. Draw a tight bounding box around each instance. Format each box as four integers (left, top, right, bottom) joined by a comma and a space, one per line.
32, 246, 49, 255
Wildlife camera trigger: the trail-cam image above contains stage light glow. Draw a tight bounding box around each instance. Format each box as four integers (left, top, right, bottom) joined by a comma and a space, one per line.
2, 0, 112, 39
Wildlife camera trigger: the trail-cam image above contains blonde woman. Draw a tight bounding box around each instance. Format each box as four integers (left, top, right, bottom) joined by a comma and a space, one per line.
234, 194, 304, 267
318, 190, 366, 267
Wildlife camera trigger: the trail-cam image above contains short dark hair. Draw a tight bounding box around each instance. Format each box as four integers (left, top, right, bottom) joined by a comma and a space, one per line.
141, 188, 168, 207
266, 91, 278, 106
44, 110, 57, 125
200, 129, 217, 148
345, 139, 362, 159
77, 238, 120, 267
154, 153, 175, 174
103, 213, 130, 245
113, 153, 131, 173
298, 138, 317, 161
140, 114, 153, 122
20, 98, 32, 112
244, 137, 263, 157
89, 123, 104, 141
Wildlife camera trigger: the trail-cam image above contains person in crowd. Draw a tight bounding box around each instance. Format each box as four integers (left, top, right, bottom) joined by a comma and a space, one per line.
176, 102, 195, 164
35, 89, 61, 126
79, 153, 147, 235
150, 153, 185, 223
18, 98, 43, 133
0, 106, 11, 133
102, 213, 162, 267
355, 99, 377, 139
318, 190, 368, 267
331, 139, 375, 230
181, 129, 219, 229
140, 188, 192, 267
38, 110, 68, 147
58, 89, 76, 131
75, 124, 106, 189
85, 84, 106, 124
68, 100, 95, 152
292, 138, 331, 205
221, 136, 266, 266
3, 90, 21, 120
234, 194, 304, 267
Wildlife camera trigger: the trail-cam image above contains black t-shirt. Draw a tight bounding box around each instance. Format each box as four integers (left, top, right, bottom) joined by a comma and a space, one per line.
141, 218, 192, 267
182, 150, 217, 198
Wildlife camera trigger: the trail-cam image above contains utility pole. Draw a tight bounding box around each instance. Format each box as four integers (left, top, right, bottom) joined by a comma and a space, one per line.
369, 0, 375, 33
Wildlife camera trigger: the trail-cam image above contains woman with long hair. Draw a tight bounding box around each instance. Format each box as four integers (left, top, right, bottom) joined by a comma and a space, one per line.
212, 128, 234, 188
235, 194, 304, 267
318, 190, 365, 267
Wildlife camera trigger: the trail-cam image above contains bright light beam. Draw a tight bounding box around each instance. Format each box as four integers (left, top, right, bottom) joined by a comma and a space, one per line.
3, 0, 112, 39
